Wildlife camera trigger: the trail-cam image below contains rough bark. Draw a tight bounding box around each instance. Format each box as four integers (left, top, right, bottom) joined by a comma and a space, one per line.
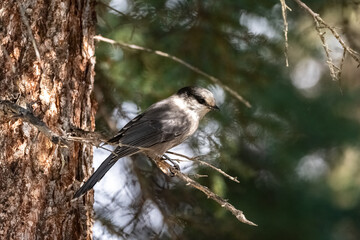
0, 0, 96, 239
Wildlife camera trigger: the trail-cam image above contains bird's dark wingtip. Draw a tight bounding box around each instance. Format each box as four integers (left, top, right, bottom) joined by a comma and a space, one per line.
73, 190, 84, 199
73, 180, 96, 199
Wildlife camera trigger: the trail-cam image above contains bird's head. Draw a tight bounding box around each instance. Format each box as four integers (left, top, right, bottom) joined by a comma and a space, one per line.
177, 86, 219, 118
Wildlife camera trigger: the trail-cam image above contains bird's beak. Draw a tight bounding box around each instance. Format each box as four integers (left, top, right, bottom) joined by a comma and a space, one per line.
211, 105, 220, 111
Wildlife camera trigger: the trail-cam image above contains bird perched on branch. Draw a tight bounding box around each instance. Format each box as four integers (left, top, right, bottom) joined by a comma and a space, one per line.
73, 86, 219, 198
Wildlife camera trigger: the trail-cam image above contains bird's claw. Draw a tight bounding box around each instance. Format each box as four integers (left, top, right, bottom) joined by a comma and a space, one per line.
156, 156, 180, 177
169, 164, 180, 177
161, 154, 180, 172
171, 162, 180, 171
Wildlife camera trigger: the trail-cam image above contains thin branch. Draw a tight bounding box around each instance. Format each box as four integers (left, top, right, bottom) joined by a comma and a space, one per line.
294, 0, 360, 62
166, 150, 240, 183
0, 100, 159, 155
189, 173, 208, 178
313, 20, 338, 81
0, 100, 66, 145
280, 0, 292, 67
293, 0, 360, 81
93, 35, 252, 108
0, 101, 109, 148
337, 49, 346, 95
18, 3, 42, 66
168, 166, 257, 226
96, 1, 127, 16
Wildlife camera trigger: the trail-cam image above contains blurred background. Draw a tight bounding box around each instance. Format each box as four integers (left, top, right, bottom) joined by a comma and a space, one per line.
92, 0, 360, 239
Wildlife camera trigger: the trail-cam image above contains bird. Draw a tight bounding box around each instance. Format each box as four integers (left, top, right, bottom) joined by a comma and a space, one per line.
73, 86, 219, 198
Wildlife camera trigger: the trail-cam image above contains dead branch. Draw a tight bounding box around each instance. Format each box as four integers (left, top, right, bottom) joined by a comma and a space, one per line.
0, 100, 109, 148
314, 19, 338, 81
0, 100, 66, 145
96, 1, 126, 17
93, 35, 252, 108
293, 0, 360, 81
166, 150, 240, 183
280, 0, 292, 67
168, 166, 257, 226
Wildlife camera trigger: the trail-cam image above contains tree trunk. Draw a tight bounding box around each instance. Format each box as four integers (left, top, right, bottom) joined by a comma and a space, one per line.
0, 0, 96, 239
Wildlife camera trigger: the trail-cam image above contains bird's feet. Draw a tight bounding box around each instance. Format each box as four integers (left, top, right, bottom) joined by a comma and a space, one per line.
156, 155, 180, 177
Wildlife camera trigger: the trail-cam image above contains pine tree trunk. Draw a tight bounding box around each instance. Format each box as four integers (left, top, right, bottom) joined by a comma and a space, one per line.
0, 0, 96, 239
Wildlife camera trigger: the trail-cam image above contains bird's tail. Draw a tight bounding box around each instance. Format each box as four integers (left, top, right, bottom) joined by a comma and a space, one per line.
73, 146, 138, 198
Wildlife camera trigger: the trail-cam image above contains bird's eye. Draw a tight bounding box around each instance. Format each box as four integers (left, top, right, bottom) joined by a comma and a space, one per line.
196, 97, 206, 105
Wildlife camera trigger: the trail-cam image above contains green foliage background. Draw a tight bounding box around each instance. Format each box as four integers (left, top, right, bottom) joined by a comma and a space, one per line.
93, 0, 360, 239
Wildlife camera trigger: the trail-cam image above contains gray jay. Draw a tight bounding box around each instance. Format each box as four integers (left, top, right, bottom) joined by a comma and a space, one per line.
73, 86, 218, 198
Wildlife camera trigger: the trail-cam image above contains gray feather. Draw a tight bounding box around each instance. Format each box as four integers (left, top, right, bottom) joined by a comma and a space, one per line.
73, 86, 216, 198
74, 101, 190, 198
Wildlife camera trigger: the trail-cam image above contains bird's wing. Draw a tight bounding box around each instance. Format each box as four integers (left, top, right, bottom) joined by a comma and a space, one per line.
108, 103, 191, 149
107, 113, 144, 144
73, 103, 191, 198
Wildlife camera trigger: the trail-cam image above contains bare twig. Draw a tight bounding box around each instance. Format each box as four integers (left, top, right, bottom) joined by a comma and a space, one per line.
293, 0, 360, 81
166, 150, 240, 183
189, 173, 208, 178
0, 100, 66, 145
93, 35, 252, 108
0, 101, 110, 148
168, 166, 257, 226
18, 4, 42, 66
337, 49, 346, 94
96, 1, 127, 16
0, 101, 141, 162
313, 20, 338, 81
280, 0, 292, 67
0, 101, 159, 156
65, 135, 103, 146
